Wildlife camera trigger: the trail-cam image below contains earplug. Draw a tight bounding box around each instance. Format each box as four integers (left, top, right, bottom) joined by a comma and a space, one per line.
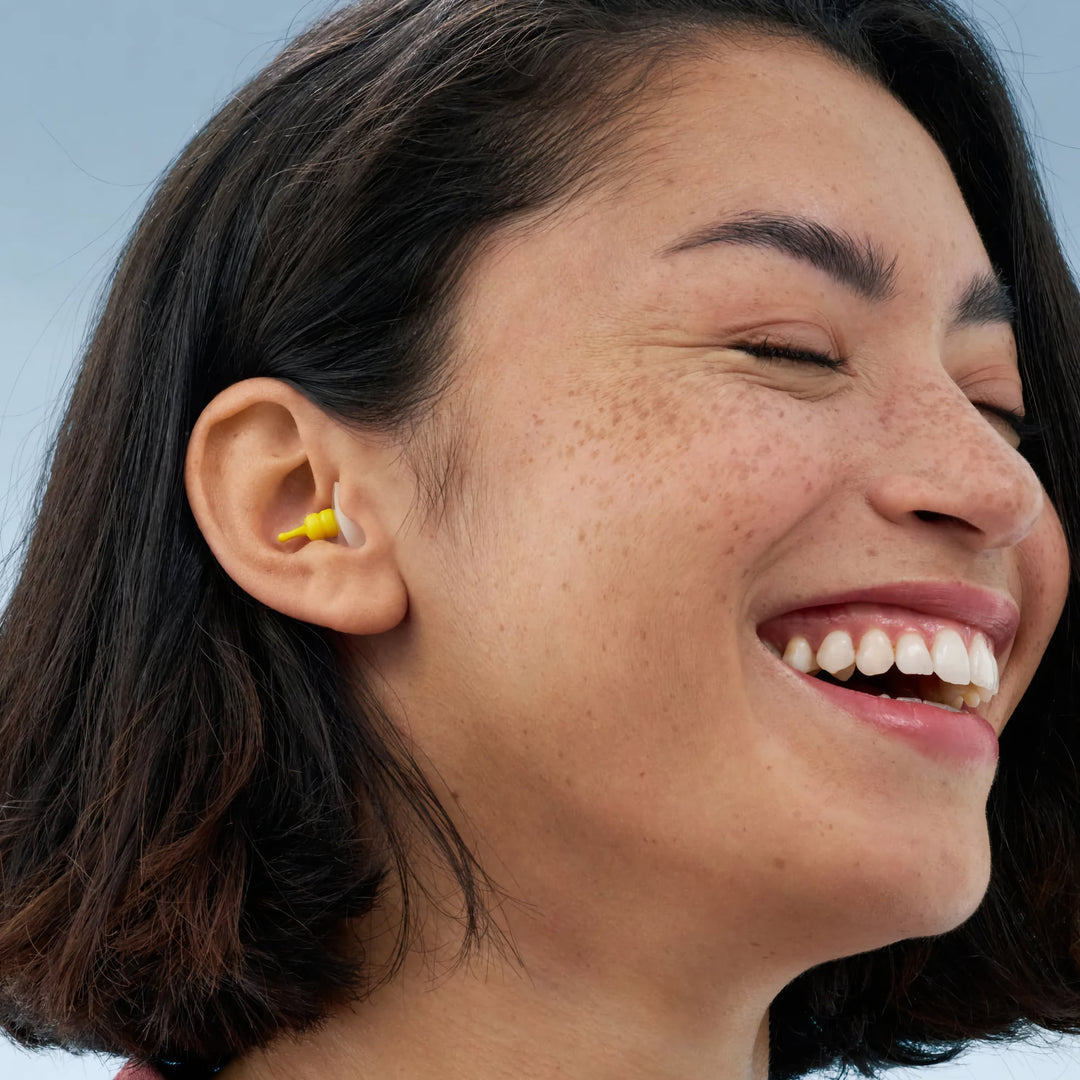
277, 509, 338, 543
276, 483, 364, 547
333, 482, 365, 547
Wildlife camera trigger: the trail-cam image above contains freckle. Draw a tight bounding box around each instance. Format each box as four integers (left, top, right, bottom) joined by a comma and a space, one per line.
865, 548, 879, 557
639, 629, 647, 640
533, 413, 544, 426
639, 771, 646, 779
773, 857, 786, 870
724, 545, 735, 555
578, 529, 586, 542
561, 581, 570, 591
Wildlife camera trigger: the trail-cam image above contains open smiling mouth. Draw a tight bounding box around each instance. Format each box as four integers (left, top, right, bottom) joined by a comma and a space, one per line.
757, 623, 1003, 764
757, 611, 1001, 714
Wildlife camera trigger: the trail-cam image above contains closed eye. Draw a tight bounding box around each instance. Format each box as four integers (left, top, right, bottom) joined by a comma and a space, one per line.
734, 338, 846, 371
736, 339, 1041, 451
972, 403, 1043, 450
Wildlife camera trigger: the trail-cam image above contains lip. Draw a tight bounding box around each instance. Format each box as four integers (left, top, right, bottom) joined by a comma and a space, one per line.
770, 656, 1000, 767
756, 581, 1020, 659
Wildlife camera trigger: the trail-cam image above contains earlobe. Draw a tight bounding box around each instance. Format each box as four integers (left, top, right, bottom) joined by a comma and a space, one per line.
184, 378, 408, 636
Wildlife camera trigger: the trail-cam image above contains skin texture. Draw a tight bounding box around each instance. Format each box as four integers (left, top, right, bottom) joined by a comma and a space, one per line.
186, 33, 1070, 1080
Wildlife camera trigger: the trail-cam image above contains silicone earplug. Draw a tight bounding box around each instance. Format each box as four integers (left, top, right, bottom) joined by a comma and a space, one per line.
333, 482, 364, 547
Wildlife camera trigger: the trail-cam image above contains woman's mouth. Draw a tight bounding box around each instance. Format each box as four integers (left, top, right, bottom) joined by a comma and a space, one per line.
756, 596, 1011, 765
757, 609, 999, 713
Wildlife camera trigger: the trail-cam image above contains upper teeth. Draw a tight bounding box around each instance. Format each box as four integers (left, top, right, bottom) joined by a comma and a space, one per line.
776, 627, 999, 701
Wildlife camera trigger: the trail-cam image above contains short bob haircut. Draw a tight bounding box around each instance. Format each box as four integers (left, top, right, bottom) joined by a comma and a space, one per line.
2, 1, 1079, 1078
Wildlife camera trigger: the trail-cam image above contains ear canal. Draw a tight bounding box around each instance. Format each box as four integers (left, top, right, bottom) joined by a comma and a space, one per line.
333, 482, 366, 547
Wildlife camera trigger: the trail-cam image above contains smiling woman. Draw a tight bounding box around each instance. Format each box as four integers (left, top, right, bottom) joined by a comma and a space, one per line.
1, 3, 1079, 1080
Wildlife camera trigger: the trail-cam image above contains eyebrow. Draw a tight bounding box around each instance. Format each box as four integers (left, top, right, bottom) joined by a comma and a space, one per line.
660, 211, 1015, 329
952, 271, 1016, 327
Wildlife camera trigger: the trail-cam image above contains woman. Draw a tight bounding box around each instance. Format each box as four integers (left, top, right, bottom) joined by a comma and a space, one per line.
2, 1, 1078, 1078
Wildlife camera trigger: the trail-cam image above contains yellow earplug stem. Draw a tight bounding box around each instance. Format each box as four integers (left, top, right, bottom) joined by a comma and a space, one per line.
277, 508, 339, 543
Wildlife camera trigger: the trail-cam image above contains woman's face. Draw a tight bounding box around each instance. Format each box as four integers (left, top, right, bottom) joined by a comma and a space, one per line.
368, 36, 1070, 970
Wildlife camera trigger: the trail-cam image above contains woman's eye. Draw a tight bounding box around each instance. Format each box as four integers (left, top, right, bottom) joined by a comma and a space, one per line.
735, 339, 846, 371
736, 340, 1040, 451
973, 403, 1043, 450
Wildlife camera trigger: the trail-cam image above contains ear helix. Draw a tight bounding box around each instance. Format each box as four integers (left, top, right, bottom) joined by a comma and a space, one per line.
276, 482, 365, 547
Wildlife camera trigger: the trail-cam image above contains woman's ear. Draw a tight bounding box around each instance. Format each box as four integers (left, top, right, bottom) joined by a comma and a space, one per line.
184, 378, 409, 634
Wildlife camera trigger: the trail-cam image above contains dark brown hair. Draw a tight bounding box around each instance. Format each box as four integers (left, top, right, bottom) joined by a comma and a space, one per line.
2, 2, 1079, 1078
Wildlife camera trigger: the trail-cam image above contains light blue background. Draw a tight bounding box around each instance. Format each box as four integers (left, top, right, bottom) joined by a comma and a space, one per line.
2, 1, 1079, 1077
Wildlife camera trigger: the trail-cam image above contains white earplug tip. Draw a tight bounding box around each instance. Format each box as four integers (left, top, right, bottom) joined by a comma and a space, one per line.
333, 482, 365, 548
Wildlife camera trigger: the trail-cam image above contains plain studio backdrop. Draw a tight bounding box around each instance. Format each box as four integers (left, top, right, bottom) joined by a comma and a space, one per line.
1, 1, 1078, 1078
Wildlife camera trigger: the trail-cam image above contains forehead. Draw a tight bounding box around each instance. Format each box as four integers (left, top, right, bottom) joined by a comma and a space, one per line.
639, 35, 971, 219
487, 33, 990, 298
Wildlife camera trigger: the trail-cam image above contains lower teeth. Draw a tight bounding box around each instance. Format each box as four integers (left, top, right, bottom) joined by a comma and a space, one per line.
879, 694, 963, 713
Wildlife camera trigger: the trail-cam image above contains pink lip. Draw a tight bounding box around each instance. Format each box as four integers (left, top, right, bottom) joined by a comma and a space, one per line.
757, 581, 1020, 658
782, 663, 1000, 766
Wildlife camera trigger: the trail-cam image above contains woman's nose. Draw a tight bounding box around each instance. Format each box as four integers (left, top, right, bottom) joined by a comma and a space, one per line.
864, 379, 1045, 552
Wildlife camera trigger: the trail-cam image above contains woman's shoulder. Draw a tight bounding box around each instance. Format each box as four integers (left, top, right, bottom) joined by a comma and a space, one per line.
112, 1058, 231, 1080
113, 1064, 166, 1080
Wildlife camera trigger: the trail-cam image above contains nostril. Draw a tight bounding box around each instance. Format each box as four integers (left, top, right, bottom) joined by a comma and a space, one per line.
914, 509, 973, 529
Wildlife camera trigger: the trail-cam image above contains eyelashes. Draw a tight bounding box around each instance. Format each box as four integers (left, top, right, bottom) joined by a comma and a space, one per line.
734, 338, 846, 371
974, 404, 1045, 447
732, 338, 1043, 448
